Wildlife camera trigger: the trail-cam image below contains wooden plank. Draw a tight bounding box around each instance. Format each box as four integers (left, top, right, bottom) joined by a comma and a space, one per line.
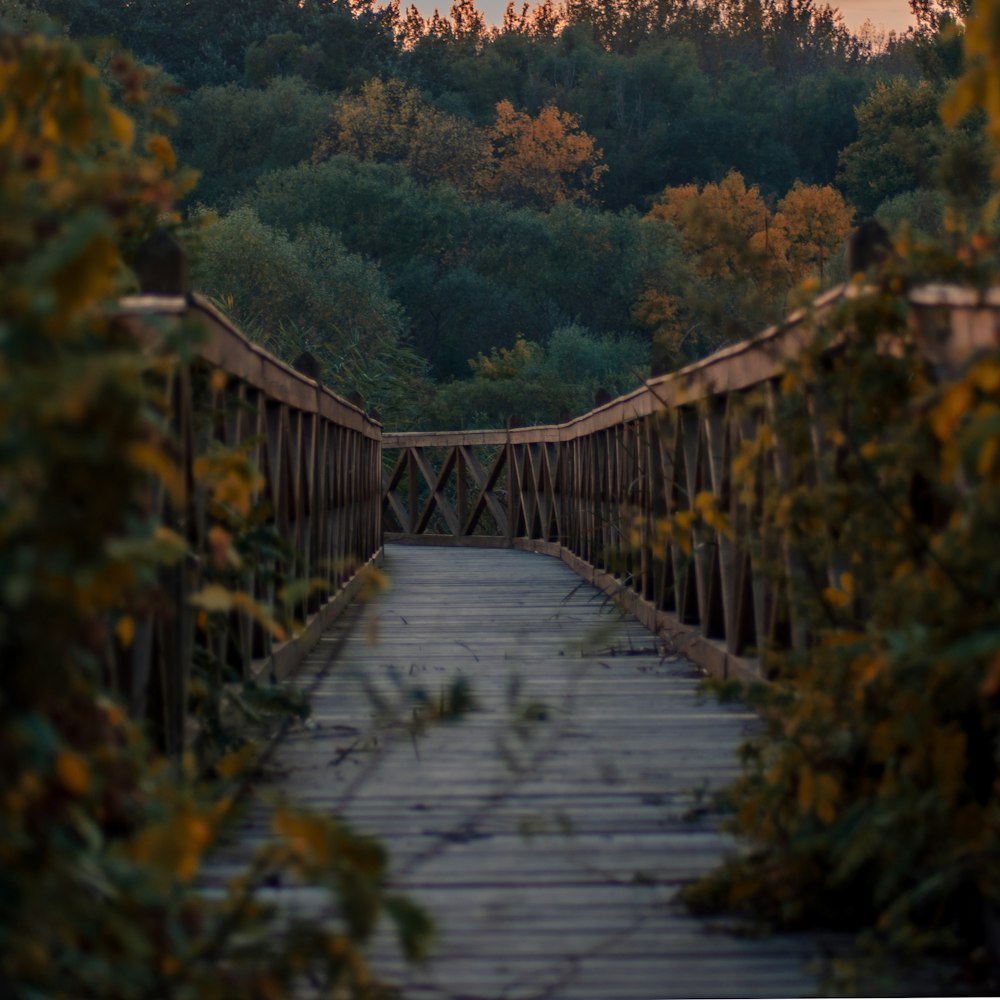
203, 546, 819, 999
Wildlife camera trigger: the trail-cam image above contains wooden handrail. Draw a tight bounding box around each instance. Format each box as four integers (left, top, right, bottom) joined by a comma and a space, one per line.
116, 293, 383, 751
383, 283, 1000, 683
112, 280, 1000, 745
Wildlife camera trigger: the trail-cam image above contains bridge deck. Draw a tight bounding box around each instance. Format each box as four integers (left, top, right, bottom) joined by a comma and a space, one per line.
209, 545, 822, 999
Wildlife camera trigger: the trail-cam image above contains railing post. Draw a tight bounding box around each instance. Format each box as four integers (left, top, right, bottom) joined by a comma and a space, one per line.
407, 448, 419, 536
456, 446, 468, 536
506, 417, 516, 547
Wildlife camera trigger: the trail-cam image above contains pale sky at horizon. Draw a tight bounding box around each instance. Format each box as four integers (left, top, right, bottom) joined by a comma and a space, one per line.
410, 0, 917, 37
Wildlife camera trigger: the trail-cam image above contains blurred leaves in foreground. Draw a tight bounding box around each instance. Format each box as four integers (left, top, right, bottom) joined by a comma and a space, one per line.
683, 238, 1000, 974
680, 13, 1000, 978
0, 26, 428, 998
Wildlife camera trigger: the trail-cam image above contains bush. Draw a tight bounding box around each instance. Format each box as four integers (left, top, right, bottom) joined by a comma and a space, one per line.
684, 246, 1000, 969
0, 28, 430, 997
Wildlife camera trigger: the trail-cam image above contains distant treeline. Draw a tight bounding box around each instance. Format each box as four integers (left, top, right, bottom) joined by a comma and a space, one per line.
13, 0, 992, 426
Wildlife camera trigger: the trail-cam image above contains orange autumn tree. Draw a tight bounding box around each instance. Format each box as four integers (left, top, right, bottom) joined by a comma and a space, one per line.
482, 100, 608, 210
772, 181, 853, 282
314, 77, 490, 193
637, 170, 853, 363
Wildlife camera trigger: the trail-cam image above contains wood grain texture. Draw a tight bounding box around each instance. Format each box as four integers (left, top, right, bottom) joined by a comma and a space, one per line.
205, 545, 822, 999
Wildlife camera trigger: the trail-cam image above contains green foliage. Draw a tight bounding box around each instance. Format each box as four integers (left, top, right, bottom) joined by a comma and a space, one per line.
683, 238, 1000, 962
838, 76, 992, 217
190, 206, 429, 422
314, 77, 490, 195
0, 28, 430, 998
22, 0, 929, 214
175, 76, 329, 211
244, 157, 676, 382
876, 188, 948, 239
23, 0, 398, 90
426, 323, 648, 428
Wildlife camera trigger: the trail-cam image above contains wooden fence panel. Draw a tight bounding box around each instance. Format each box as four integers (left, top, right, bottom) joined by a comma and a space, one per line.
116, 293, 383, 751
383, 284, 1000, 682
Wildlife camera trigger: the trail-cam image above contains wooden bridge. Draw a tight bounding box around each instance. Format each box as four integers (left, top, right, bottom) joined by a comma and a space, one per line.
118, 285, 1000, 997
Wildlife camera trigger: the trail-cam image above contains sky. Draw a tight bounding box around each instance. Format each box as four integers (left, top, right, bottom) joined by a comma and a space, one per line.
409, 0, 917, 36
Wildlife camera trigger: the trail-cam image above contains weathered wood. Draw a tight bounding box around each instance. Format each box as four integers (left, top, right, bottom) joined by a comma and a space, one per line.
383, 283, 1000, 683
204, 546, 822, 999
115, 294, 384, 748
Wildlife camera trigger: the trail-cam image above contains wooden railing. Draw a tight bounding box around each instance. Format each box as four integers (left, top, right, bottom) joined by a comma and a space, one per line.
116, 294, 383, 751
114, 281, 1000, 746
384, 284, 1000, 682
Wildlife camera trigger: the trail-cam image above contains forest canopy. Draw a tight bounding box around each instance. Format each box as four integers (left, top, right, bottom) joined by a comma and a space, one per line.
11, 0, 996, 427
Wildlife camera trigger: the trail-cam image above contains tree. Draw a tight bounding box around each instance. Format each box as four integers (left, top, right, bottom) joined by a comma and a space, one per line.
644, 172, 851, 352
838, 77, 945, 214
482, 99, 608, 209
193, 207, 427, 420
648, 170, 779, 286
314, 77, 491, 194
426, 323, 648, 428
175, 76, 329, 211
449, 0, 487, 42
773, 180, 853, 281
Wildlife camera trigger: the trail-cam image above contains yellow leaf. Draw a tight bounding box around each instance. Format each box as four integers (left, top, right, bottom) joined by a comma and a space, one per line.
272, 809, 331, 867
972, 359, 1000, 393
130, 806, 214, 883
839, 572, 854, 595
358, 565, 389, 602
930, 381, 973, 442
97, 696, 126, 728
115, 614, 135, 648
190, 584, 234, 613
207, 525, 235, 568
822, 586, 850, 608
856, 653, 886, 686
209, 367, 228, 393
146, 133, 176, 171
217, 745, 256, 779
152, 525, 189, 564
107, 106, 134, 146
0, 104, 16, 146
128, 442, 186, 507
55, 750, 91, 796
674, 510, 695, 534
693, 490, 716, 513
978, 436, 999, 476
820, 630, 867, 647
230, 592, 287, 641
702, 507, 731, 535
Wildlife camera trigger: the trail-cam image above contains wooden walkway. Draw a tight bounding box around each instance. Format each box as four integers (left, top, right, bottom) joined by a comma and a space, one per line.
209, 545, 822, 999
